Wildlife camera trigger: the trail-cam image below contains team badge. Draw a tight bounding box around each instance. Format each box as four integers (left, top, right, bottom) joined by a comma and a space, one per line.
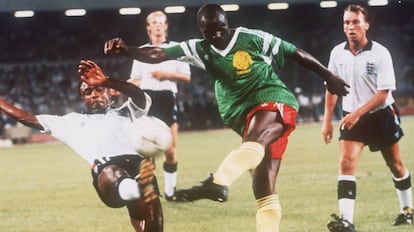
233, 50, 253, 75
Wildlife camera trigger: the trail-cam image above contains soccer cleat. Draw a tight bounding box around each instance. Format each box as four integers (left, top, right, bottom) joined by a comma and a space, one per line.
164, 188, 178, 202
327, 214, 355, 232
392, 207, 413, 226
174, 173, 228, 202
165, 193, 178, 202
136, 158, 157, 203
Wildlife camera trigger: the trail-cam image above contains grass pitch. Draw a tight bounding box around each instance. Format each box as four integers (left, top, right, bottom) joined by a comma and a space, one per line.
0, 116, 413, 232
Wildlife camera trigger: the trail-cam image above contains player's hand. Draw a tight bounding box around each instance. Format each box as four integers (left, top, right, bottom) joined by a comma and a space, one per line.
104, 38, 127, 55
339, 112, 360, 130
322, 120, 333, 144
78, 60, 107, 86
325, 75, 349, 97
151, 71, 170, 81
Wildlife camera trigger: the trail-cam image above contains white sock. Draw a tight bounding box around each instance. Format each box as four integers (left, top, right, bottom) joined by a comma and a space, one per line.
118, 178, 140, 201
393, 169, 413, 211
163, 170, 177, 197
339, 198, 355, 223
338, 175, 356, 223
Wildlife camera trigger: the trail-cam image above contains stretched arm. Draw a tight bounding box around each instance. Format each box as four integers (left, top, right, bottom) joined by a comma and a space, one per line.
151, 71, 191, 83
0, 99, 42, 130
78, 60, 147, 108
104, 38, 170, 64
289, 48, 349, 96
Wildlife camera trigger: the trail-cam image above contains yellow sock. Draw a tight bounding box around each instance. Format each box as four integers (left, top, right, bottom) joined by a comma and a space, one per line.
256, 194, 281, 232
213, 141, 264, 186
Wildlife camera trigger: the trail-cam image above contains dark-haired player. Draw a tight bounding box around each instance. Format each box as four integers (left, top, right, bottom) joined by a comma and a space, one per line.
0, 60, 163, 232
104, 4, 349, 231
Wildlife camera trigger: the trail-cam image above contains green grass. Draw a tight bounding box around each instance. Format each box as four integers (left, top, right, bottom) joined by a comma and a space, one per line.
1, 116, 414, 231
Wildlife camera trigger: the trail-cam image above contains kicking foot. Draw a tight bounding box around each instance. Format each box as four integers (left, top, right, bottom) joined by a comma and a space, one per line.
174, 173, 228, 202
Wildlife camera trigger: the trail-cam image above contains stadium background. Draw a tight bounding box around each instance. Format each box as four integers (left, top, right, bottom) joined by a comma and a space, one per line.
0, 0, 413, 138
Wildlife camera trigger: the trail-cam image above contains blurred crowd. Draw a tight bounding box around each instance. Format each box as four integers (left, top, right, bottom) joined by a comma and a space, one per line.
0, 3, 413, 142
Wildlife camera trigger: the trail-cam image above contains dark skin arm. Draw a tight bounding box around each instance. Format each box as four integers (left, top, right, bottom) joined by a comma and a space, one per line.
78, 60, 147, 109
289, 48, 349, 96
106, 38, 349, 97
104, 38, 169, 64
0, 100, 42, 130
0, 60, 148, 132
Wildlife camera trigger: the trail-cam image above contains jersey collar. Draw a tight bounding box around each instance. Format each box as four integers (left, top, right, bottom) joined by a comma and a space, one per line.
344, 40, 373, 52
210, 27, 241, 57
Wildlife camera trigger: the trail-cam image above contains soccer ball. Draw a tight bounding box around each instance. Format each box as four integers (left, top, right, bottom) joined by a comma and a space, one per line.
132, 116, 172, 158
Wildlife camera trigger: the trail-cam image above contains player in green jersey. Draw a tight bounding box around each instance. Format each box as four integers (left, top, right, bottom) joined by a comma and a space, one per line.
104, 4, 349, 232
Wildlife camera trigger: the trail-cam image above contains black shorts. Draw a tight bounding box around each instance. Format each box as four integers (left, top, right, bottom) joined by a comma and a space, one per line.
144, 90, 178, 126
339, 104, 404, 152
91, 155, 159, 208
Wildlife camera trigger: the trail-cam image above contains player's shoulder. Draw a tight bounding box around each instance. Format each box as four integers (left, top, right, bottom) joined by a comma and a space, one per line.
237, 26, 270, 38
330, 41, 347, 55
371, 40, 390, 53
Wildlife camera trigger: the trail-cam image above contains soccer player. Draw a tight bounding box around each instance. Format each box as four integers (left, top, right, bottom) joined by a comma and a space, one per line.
0, 60, 163, 232
128, 11, 191, 201
104, 4, 349, 232
322, 4, 413, 232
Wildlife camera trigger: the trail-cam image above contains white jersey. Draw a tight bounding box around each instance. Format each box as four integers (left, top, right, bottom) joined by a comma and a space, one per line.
36, 95, 152, 165
130, 41, 191, 93
328, 40, 396, 113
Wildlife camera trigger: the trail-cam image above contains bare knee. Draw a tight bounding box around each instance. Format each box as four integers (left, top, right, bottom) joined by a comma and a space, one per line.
98, 165, 130, 208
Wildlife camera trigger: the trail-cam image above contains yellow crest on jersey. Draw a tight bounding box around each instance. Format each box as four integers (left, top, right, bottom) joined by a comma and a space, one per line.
233, 50, 252, 75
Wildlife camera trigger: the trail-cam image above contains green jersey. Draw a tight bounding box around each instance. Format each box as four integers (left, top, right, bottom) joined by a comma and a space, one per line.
164, 27, 298, 135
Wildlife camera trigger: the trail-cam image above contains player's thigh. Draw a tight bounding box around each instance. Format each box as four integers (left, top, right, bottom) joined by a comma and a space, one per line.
244, 110, 283, 145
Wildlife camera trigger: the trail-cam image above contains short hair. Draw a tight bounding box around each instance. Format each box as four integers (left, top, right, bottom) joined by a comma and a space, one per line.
197, 4, 226, 25
344, 4, 369, 22
146, 11, 168, 38
146, 11, 168, 25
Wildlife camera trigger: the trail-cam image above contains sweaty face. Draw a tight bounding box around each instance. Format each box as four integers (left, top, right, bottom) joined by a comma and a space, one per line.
80, 83, 111, 113
199, 13, 230, 50
343, 10, 369, 44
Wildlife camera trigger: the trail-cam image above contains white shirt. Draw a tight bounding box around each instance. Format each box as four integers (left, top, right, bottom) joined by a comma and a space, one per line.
328, 40, 396, 113
36, 95, 152, 165
130, 41, 191, 93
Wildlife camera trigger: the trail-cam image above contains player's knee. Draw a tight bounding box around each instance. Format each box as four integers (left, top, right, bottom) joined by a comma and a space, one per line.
97, 166, 130, 208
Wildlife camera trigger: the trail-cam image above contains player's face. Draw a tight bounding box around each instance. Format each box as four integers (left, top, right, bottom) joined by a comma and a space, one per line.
343, 10, 369, 43
80, 83, 111, 112
199, 13, 231, 50
147, 15, 168, 40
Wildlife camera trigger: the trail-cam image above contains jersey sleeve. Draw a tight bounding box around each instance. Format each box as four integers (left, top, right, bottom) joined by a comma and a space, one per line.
130, 59, 144, 80
36, 113, 82, 137
271, 38, 297, 69
164, 39, 206, 70
376, 47, 396, 91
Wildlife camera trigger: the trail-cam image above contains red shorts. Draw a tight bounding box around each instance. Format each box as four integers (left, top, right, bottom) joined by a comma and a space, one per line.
243, 102, 297, 159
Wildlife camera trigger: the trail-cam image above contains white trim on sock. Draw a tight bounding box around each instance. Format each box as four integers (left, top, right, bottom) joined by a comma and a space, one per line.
392, 168, 409, 181
338, 175, 356, 182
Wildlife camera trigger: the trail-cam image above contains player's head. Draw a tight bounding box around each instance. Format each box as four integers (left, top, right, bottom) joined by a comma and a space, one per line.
79, 81, 111, 113
197, 4, 231, 50
343, 4, 369, 43
146, 11, 168, 42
